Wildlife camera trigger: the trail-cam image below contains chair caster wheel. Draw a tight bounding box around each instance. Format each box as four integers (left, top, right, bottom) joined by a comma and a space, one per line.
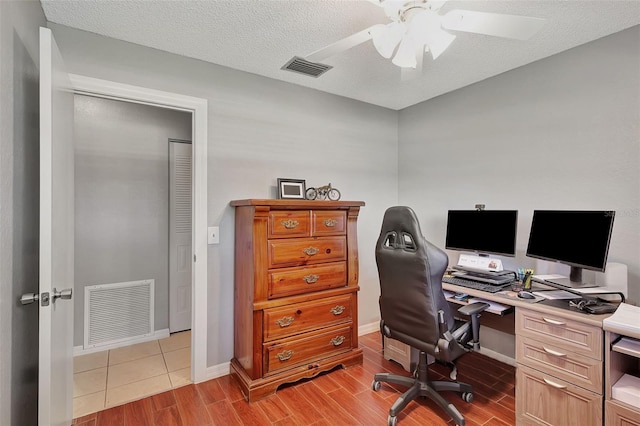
462, 392, 474, 403
388, 415, 398, 426
371, 380, 381, 391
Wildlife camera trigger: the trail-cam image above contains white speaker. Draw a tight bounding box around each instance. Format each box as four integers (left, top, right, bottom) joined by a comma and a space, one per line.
596, 262, 628, 298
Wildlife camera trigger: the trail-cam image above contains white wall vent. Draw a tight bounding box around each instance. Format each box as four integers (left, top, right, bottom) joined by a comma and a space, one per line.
84, 279, 154, 349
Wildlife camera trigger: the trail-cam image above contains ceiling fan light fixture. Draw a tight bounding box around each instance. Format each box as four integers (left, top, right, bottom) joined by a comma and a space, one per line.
371, 22, 406, 59
427, 30, 456, 60
392, 35, 417, 68
409, 9, 442, 45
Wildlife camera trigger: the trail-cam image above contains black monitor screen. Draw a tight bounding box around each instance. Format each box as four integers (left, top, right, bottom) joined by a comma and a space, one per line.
445, 210, 518, 257
526, 210, 615, 272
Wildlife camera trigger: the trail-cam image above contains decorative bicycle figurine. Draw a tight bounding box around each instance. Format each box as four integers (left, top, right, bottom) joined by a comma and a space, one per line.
305, 183, 341, 201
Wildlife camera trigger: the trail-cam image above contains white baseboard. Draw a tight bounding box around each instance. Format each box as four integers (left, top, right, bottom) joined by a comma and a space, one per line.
476, 346, 516, 367
358, 321, 380, 336
202, 362, 231, 382
73, 329, 170, 356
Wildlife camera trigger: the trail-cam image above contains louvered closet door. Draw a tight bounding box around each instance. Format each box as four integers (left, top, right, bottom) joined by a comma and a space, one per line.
169, 140, 192, 333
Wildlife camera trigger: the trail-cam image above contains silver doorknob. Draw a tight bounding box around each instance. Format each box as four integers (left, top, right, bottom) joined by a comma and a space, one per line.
53, 288, 72, 301
20, 293, 39, 305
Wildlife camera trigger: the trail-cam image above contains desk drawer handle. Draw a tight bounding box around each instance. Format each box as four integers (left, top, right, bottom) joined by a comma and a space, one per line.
323, 218, 338, 227
331, 336, 345, 346
303, 246, 319, 256
330, 305, 345, 315
542, 317, 565, 326
275, 316, 294, 328
542, 346, 567, 357
281, 219, 299, 229
276, 350, 294, 362
543, 377, 567, 389
303, 274, 319, 284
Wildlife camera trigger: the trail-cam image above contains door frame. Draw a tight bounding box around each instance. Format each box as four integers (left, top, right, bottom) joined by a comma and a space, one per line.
69, 74, 208, 383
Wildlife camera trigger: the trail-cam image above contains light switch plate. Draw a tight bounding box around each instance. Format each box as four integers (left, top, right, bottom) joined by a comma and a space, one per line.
208, 226, 220, 245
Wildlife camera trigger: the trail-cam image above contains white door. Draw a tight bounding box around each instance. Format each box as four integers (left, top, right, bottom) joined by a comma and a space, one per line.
169, 141, 192, 333
39, 27, 75, 426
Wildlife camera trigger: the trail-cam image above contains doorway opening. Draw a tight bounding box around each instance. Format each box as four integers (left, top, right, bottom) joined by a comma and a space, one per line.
67, 76, 208, 418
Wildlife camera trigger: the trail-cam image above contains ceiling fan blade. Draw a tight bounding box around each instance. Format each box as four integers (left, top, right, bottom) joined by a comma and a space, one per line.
305, 26, 378, 63
427, 0, 450, 12
441, 9, 545, 40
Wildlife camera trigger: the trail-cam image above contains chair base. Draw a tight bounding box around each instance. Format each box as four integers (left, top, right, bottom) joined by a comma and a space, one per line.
373, 352, 473, 426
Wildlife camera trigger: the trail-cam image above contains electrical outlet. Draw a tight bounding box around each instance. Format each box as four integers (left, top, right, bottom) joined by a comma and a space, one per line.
208, 226, 220, 245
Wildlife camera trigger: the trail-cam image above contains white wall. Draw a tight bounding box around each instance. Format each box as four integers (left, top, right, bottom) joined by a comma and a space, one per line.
49, 23, 399, 367
0, 1, 46, 424
399, 26, 640, 306
73, 95, 192, 346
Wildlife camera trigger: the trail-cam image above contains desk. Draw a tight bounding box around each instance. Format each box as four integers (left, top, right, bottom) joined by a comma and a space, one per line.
443, 283, 611, 426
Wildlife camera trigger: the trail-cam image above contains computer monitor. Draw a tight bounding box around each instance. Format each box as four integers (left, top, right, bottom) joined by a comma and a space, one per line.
526, 210, 615, 288
445, 210, 518, 257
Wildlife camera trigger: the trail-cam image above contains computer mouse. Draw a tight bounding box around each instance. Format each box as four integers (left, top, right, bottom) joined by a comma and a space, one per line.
518, 291, 536, 300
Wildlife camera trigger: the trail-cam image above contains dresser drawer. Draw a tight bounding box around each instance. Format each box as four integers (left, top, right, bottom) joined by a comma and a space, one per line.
516, 364, 602, 426
263, 295, 352, 341
312, 210, 346, 236
264, 325, 352, 375
516, 308, 602, 360
268, 237, 346, 268
268, 211, 310, 238
268, 262, 347, 299
517, 336, 602, 393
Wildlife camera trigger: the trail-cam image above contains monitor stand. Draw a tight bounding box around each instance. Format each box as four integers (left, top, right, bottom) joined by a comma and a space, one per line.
546, 266, 598, 289
545, 277, 598, 289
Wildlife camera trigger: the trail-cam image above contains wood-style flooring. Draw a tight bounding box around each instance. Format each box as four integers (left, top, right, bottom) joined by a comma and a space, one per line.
73, 331, 516, 426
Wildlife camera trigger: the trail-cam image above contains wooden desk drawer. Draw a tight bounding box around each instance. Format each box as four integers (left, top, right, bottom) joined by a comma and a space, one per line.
516, 364, 602, 426
268, 237, 346, 268
263, 295, 352, 341
516, 308, 602, 360
264, 325, 352, 375
312, 210, 346, 236
268, 211, 310, 238
517, 336, 602, 394
268, 262, 347, 299
606, 400, 640, 425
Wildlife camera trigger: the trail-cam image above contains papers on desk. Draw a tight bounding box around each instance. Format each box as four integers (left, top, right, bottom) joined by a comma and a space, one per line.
533, 274, 566, 281
603, 303, 640, 339
532, 290, 578, 300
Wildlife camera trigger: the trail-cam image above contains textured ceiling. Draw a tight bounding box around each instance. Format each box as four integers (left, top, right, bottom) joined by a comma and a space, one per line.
40, 0, 640, 110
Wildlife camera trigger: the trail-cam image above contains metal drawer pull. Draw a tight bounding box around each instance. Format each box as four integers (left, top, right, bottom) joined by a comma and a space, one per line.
276, 350, 294, 361
543, 377, 567, 389
542, 346, 567, 357
331, 336, 345, 346
303, 246, 319, 256
323, 218, 338, 227
542, 317, 565, 326
330, 305, 345, 315
281, 219, 299, 229
303, 274, 319, 284
275, 316, 294, 328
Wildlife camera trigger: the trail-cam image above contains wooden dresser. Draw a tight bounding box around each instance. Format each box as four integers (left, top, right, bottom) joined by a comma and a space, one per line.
229, 199, 365, 401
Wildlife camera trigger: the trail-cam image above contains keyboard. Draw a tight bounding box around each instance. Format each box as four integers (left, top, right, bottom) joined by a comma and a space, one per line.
442, 276, 513, 293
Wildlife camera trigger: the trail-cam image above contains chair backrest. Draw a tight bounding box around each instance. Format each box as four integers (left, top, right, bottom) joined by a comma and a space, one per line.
375, 206, 455, 352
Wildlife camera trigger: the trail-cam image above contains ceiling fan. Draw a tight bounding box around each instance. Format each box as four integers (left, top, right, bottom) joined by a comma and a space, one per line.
303, 0, 546, 70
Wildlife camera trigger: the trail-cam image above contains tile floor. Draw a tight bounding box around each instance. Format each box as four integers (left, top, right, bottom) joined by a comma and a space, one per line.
73, 330, 192, 419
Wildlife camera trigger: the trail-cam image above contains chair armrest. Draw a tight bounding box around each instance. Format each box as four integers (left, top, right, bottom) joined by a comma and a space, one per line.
457, 302, 489, 317
456, 302, 488, 351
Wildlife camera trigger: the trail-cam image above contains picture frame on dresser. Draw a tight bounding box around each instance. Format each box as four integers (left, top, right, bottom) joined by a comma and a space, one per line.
277, 178, 306, 199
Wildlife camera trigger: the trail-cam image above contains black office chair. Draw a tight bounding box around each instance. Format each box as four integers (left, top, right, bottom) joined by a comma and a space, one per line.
372, 206, 489, 426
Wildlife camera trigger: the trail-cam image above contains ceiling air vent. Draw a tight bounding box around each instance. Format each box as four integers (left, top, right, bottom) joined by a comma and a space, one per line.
281, 56, 333, 78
